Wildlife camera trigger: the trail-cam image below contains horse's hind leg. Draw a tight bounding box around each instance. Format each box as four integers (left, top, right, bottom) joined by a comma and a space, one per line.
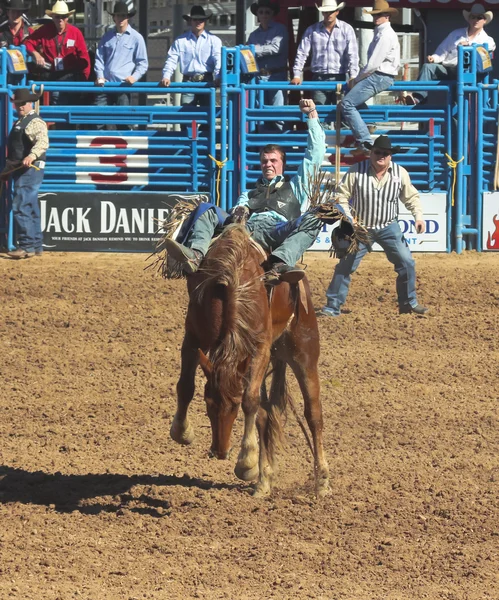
288, 355, 330, 498
170, 331, 199, 445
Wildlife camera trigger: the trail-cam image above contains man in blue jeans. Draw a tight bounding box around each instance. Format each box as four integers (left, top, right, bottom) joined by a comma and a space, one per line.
1, 89, 48, 259
319, 135, 429, 316
165, 98, 326, 284
340, 0, 400, 156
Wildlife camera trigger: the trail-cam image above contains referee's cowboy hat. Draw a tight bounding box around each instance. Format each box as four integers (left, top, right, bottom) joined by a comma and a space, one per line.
45, 1, 75, 17
366, 135, 403, 154
250, 0, 280, 16
364, 0, 398, 15
2, 0, 31, 12
183, 6, 212, 21
316, 1, 346, 12
107, 1, 136, 18
463, 3, 493, 26
10, 88, 42, 104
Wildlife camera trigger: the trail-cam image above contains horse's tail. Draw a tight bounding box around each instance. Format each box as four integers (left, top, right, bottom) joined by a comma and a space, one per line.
261, 358, 289, 468
194, 225, 266, 404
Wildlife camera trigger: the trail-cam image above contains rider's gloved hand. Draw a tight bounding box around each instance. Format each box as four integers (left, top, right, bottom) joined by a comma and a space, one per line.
226, 205, 250, 224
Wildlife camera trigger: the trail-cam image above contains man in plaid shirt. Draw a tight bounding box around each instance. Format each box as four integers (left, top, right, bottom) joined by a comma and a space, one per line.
291, 0, 359, 105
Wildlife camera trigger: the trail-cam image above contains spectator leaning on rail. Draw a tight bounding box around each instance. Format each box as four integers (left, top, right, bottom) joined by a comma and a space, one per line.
159, 6, 222, 107
291, 0, 359, 106
318, 135, 428, 317
164, 99, 326, 284
24, 1, 91, 106
0, 0, 32, 48
341, 0, 400, 156
403, 4, 495, 106
247, 0, 289, 132
94, 1, 148, 124
0, 88, 48, 260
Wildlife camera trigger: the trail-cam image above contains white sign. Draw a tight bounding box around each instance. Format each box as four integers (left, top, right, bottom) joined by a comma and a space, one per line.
311, 193, 448, 252
482, 192, 499, 251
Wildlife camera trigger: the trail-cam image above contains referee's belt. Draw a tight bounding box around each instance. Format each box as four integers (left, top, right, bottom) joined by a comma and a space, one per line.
183, 73, 213, 82
258, 67, 286, 76
374, 70, 394, 77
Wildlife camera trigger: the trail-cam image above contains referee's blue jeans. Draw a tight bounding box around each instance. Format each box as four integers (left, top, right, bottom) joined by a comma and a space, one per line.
325, 220, 418, 315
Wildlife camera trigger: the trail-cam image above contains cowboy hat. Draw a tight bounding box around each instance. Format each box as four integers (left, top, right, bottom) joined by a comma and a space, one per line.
2, 0, 31, 12
107, 1, 136, 18
250, 0, 279, 16
316, 0, 345, 12
10, 88, 42, 104
182, 5, 212, 21
365, 135, 403, 154
363, 0, 398, 16
463, 3, 493, 26
45, 1, 75, 17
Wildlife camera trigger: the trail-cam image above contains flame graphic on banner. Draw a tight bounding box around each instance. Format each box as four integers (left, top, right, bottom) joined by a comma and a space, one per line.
486, 214, 499, 250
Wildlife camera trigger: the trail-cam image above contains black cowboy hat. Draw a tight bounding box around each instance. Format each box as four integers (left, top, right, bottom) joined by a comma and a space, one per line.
2, 0, 31, 11
107, 1, 136, 18
365, 135, 403, 154
250, 0, 280, 16
182, 5, 212, 21
10, 88, 42, 103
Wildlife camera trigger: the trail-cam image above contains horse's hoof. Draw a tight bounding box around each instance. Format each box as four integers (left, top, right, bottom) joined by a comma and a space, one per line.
234, 462, 259, 482
170, 419, 195, 445
252, 482, 271, 498
316, 479, 331, 499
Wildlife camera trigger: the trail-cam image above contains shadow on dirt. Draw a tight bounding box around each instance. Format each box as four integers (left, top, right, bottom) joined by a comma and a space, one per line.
0, 466, 241, 517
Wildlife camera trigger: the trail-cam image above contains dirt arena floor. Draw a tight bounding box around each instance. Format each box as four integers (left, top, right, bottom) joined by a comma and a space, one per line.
0, 250, 498, 600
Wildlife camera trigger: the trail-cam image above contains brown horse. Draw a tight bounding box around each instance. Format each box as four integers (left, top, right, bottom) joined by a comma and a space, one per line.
169, 225, 330, 497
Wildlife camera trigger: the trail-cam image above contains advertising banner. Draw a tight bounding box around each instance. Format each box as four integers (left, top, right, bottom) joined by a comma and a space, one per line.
41, 192, 210, 252
311, 193, 448, 252
482, 192, 499, 251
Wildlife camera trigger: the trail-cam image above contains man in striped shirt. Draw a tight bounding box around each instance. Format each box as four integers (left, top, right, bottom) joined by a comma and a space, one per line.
319, 136, 429, 316
291, 0, 359, 105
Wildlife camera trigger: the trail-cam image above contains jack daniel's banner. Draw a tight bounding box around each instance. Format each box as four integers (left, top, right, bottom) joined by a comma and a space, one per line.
40, 192, 210, 252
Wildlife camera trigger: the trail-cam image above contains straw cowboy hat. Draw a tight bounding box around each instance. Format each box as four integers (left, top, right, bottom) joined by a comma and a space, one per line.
2, 0, 31, 11
250, 0, 280, 16
316, 0, 346, 12
107, 1, 136, 18
182, 5, 212, 21
10, 88, 42, 104
463, 3, 493, 26
364, 0, 398, 15
365, 135, 403, 154
45, 1, 75, 17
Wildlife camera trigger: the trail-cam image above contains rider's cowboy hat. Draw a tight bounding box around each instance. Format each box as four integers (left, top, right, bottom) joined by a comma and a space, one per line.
45, 1, 75, 17
182, 5, 212, 21
10, 88, 42, 104
365, 135, 403, 154
316, 0, 346, 12
363, 0, 398, 16
250, 0, 280, 16
2, 0, 31, 12
463, 3, 493, 26
107, 1, 136, 18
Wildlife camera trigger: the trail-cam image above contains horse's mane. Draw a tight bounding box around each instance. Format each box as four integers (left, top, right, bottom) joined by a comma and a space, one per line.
192, 225, 267, 406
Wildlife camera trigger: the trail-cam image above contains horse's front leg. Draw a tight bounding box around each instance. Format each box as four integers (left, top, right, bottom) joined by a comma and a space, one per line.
170, 331, 199, 445
234, 346, 271, 484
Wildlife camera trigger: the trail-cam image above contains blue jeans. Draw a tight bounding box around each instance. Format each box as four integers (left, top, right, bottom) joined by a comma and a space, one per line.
95, 91, 132, 130
256, 72, 287, 132
325, 220, 418, 315
312, 73, 346, 106
12, 166, 45, 252
184, 208, 321, 266
414, 63, 456, 103
341, 72, 394, 144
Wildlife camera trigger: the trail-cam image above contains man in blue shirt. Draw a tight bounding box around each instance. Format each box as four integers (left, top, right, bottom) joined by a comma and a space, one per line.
247, 0, 288, 132
159, 6, 222, 107
94, 1, 148, 126
165, 99, 326, 283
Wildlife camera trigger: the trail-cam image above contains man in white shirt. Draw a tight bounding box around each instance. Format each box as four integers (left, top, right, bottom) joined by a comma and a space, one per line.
404, 3, 495, 105
159, 5, 222, 107
340, 0, 400, 155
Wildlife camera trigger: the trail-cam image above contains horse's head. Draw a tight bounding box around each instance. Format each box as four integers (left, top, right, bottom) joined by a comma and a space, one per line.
198, 349, 249, 459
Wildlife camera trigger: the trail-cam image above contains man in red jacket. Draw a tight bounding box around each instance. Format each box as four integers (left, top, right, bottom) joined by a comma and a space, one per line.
25, 0, 90, 107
